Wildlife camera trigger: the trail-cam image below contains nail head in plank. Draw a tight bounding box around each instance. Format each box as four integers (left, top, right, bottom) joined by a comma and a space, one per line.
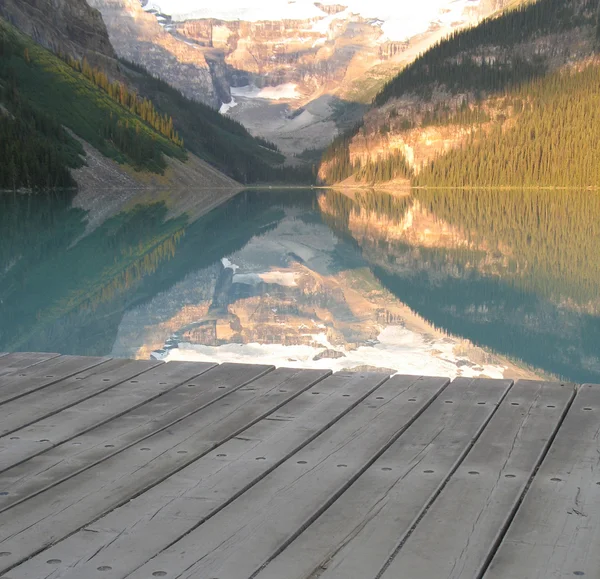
483, 383, 600, 579
0, 363, 272, 511
0, 359, 162, 436
123, 374, 446, 579
0, 356, 109, 405
0, 352, 61, 377
379, 380, 574, 579
257, 377, 513, 579
0, 360, 215, 472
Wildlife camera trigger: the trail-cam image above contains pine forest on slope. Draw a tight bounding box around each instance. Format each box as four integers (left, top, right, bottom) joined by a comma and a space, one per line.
0, 15, 311, 191
318, 0, 600, 187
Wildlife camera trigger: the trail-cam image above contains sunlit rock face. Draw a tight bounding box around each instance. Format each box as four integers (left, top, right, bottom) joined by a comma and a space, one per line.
84, 0, 521, 151
87, 0, 223, 107
0, 0, 116, 62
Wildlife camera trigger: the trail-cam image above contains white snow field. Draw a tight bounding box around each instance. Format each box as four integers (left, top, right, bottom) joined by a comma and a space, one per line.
145, 0, 483, 42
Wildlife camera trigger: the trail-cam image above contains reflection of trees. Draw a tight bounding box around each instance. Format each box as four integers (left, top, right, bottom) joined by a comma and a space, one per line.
0, 199, 188, 353
85, 232, 184, 311
320, 188, 600, 309
414, 188, 600, 308
374, 266, 600, 384
0, 189, 316, 355
317, 187, 600, 383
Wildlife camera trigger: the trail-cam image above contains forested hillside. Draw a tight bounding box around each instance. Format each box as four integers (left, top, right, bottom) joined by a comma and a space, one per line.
0, 18, 185, 189
415, 65, 600, 187
118, 59, 312, 185
318, 0, 600, 187
0, 12, 311, 191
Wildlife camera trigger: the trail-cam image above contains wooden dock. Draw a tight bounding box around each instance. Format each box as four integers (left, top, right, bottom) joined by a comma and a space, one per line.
0, 352, 598, 579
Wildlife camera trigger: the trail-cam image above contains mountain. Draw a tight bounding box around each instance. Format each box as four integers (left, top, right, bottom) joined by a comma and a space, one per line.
0, 0, 307, 191
85, 0, 520, 155
0, 0, 116, 63
318, 0, 600, 187
86, 0, 226, 108
0, 17, 244, 191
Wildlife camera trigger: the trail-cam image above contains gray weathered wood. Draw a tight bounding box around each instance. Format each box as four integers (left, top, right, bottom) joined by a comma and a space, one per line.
0, 363, 272, 510
0, 360, 216, 472
0, 355, 109, 405
483, 383, 600, 579
0, 359, 161, 436
257, 377, 513, 579
3, 370, 383, 579
0, 352, 61, 376
123, 375, 448, 579
0, 366, 320, 572
380, 380, 574, 579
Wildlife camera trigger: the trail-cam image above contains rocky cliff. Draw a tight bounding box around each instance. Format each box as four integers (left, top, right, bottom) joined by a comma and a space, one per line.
87, 0, 223, 107
319, 0, 599, 184
81, 0, 524, 153
0, 0, 115, 61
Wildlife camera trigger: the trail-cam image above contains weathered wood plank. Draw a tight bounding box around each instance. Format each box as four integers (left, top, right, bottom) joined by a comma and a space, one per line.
379, 380, 574, 579
121, 375, 448, 579
0, 360, 216, 472
0, 366, 321, 573
0, 355, 109, 405
2, 370, 381, 579
0, 352, 61, 376
0, 359, 161, 436
256, 377, 513, 579
0, 363, 272, 508
483, 383, 600, 579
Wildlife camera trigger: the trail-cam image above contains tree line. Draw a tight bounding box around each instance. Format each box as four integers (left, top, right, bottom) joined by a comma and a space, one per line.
374, 0, 597, 105
415, 64, 600, 188
65, 55, 184, 148
0, 39, 82, 189
318, 0, 600, 187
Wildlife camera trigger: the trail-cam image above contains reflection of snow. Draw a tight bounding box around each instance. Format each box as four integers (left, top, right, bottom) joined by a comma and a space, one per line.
157, 0, 482, 41
233, 271, 298, 287
221, 257, 239, 272
231, 83, 301, 101
219, 97, 238, 114
165, 326, 506, 380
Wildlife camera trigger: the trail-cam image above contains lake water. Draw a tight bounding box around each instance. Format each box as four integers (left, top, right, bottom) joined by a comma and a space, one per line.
1, 187, 599, 383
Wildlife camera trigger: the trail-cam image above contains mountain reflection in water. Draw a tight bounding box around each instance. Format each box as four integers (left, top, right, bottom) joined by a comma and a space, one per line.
0, 187, 598, 384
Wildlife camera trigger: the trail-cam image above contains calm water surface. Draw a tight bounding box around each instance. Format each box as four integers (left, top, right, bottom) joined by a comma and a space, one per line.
1, 188, 598, 383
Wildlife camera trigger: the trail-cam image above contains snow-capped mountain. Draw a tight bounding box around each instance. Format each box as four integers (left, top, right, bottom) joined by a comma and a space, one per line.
143, 0, 485, 42
89, 0, 518, 153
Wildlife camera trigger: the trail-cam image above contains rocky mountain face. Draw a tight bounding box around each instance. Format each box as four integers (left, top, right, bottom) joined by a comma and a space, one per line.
318, 0, 599, 185
83, 0, 521, 153
0, 0, 115, 62
87, 0, 224, 107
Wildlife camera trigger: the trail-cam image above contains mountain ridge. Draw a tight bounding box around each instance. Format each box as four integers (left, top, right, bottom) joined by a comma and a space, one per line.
86, 0, 523, 155
318, 0, 600, 187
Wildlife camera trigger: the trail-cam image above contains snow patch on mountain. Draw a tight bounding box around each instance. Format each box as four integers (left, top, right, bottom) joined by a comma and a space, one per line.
150, 0, 483, 41
231, 83, 301, 100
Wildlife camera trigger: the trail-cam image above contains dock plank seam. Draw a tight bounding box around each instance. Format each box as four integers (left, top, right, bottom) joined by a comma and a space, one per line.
0, 356, 111, 406
373, 378, 515, 579
0, 363, 218, 475
0, 364, 276, 515
472, 382, 577, 579
248, 376, 452, 579
0, 361, 164, 438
